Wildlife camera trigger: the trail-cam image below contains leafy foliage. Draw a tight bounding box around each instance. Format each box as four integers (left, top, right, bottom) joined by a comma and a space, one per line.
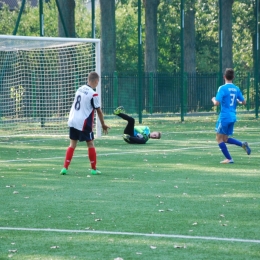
195, 0, 219, 72
232, 1, 255, 72
116, 1, 142, 72
0, 0, 256, 73
158, 1, 181, 72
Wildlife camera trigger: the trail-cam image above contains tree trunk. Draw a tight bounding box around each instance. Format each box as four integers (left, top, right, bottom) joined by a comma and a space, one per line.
184, 1, 196, 73
56, 0, 75, 118
253, 2, 260, 76
100, 0, 116, 74
144, 0, 160, 72
222, 0, 234, 71
184, 0, 196, 111
57, 0, 75, 37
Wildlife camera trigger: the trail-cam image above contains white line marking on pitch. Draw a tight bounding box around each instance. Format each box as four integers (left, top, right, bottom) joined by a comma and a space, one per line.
0, 146, 213, 163
0, 227, 259, 244
1, 141, 259, 163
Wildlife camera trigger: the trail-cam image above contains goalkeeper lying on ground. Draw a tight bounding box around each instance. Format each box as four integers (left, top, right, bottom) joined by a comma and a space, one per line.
114, 106, 161, 144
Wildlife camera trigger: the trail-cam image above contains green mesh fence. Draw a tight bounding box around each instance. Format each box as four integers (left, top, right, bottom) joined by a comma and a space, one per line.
101, 72, 255, 115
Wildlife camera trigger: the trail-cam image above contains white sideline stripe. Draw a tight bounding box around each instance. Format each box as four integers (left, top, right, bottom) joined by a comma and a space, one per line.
0, 142, 259, 163
0, 146, 213, 163
0, 227, 259, 244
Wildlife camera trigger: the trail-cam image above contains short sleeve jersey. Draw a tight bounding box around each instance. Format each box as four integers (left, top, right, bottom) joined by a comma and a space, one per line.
134, 126, 150, 140
215, 83, 244, 123
68, 85, 100, 131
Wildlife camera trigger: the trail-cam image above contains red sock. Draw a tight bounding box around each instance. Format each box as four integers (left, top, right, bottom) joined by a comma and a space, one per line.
88, 147, 96, 170
64, 147, 75, 169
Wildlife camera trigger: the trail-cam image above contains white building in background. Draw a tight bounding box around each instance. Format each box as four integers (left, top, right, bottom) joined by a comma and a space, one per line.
0, 0, 38, 10
85, 0, 99, 11
1, 0, 100, 12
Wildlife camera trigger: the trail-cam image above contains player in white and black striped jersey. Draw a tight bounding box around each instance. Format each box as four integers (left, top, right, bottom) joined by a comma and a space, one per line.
61, 72, 110, 175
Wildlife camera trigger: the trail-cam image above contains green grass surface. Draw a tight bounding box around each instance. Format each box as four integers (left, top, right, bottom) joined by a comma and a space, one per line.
0, 115, 260, 259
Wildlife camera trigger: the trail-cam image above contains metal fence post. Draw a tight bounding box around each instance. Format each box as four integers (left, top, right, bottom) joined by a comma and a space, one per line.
247, 72, 250, 111
138, 0, 142, 123
255, 0, 259, 118
113, 71, 118, 109
184, 72, 188, 115
149, 72, 154, 114
180, 0, 185, 122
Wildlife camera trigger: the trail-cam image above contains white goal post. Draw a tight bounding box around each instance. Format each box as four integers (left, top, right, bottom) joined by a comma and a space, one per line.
0, 35, 102, 137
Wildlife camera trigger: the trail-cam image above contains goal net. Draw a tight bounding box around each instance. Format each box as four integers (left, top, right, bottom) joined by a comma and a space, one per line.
0, 35, 101, 137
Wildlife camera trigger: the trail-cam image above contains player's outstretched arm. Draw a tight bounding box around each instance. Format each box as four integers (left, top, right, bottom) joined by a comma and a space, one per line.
211, 97, 219, 106
237, 99, 246, 105
96, 107, 110, 135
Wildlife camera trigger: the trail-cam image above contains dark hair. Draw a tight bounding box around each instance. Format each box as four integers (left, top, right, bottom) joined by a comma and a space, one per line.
224, 68, 234, 81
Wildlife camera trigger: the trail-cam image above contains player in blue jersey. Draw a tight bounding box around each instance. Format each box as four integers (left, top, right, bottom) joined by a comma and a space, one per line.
113, 106, 161, 144
211, 68, 251, 164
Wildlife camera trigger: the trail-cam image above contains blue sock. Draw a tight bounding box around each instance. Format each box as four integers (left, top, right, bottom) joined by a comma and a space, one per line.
218, 142, 232, 160
227, 138, 242, 147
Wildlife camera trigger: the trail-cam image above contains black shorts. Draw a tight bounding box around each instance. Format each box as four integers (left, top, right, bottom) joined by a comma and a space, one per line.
69, 127, 94, 142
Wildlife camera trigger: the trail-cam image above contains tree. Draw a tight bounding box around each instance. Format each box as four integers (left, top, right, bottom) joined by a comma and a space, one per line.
195, 1, 219, 72
0, 0, 256, 75
143, 0, 160, 72
221, 0, 234, 71
184, 0, 196, 111
100, 0, 116, 74
184, 0, 195, 73
157, 0, 181, 72
116, 2, 139, 72
57, 0, 75, 37
232, 0, 254, 72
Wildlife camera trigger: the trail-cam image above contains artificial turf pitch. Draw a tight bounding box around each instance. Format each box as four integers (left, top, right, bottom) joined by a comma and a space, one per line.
0, 115, 260, 259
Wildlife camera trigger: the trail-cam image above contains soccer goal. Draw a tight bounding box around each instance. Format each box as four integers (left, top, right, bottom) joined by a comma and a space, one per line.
0, 35, 101, 137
